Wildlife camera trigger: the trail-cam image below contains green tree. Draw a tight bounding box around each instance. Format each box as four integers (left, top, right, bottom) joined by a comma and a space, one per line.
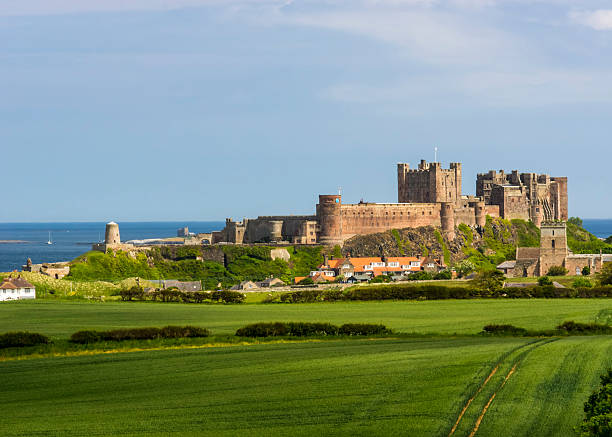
582, 266, 591, 276
599, 263, 612, 286
547, 265, 568, 276
580, 369, 612, 436
298, 277, 314, 285
538, 276, 553, 286
456, 260, 476, 278
331, 245, 343, 259
568, 217, 583, 227
471, 270, 505, 295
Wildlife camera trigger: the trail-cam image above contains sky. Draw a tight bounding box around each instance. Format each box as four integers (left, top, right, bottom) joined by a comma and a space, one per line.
1, 0, 611, 221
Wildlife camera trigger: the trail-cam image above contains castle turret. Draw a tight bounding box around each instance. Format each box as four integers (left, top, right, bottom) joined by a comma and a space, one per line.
440, 202, 455, 239
105, 221, 120, 245
530, 203, 543, 228
474, 201, 486, 228
316, 194, 343, 245
268, 220, 283, 242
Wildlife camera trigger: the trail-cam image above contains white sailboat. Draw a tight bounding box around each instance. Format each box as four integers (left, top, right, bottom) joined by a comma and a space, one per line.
47, 231, 53, 245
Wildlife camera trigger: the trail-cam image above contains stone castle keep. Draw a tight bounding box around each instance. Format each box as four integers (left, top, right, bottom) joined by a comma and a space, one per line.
211, 159, 568, 245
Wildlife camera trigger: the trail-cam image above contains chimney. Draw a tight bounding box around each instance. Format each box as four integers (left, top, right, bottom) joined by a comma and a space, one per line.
323, 253, 329, 267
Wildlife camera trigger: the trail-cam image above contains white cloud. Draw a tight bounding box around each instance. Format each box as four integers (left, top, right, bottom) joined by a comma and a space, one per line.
322, 69, 612, 108
569, 9, 612, 30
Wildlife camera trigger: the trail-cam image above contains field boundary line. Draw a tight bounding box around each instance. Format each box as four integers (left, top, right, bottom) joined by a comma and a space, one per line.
0, 338, 335, 362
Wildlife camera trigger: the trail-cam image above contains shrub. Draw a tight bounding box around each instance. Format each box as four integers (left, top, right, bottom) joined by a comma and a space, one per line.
235, 322, 391, 337
434, 270, 452, 280
581, 369, 612, 436
297, 277, 314, 285
69, 330, 102, 344
599, 263, 612, 286
210, 290, 245, 304
481, 325, 528, 336
119, 286, 145, 301
538, 276, 553, 286
582, 266, 591, 276
573, 277, 593, 289
339, 324, 391, 336
547, 265, 568, 276
557, 321, 612, 335
471, 270, 505, 295
407, 271, 433, 281
70, 326, 210, 344
235, 322, 289, 337
0, 332, 50, 349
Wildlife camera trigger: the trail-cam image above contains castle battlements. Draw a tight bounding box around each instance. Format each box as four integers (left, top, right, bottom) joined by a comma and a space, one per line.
211, 158, 568, 246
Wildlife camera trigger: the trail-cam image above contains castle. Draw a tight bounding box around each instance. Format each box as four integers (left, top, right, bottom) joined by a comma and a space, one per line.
210, 159, 568, 245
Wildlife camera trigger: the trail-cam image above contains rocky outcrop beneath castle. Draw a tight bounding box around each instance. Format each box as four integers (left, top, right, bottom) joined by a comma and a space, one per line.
341, 219, 538, 266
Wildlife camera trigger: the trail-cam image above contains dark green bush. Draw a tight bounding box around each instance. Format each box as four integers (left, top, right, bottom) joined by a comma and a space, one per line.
70, 326, 210, 344
210, 290, 245, 304
581, 369, 612, 436
235, 322, 391, 337
556, 321, 612, 335
339, 323, 391, 336
69, 330, 102, 344
0, 331, 50, 349
538, 276, 553, 286
481, 324, 528, 336
547, 265, 569, 276
235, 322, 289, 337
434, 270, 452, 280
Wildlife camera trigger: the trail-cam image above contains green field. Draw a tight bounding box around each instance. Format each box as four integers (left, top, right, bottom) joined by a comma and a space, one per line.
1, 299, 611, 338
2, 300, 612, 436
1, 336, 611, 436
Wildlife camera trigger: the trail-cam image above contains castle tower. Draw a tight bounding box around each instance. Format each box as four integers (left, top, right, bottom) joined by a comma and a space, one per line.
530, 203, 543, 227
440, 202, 456, 239
538, 222, 568, 275
105, 221, 120, 245
268, 220, 284, 242
397, 160, 462, 204
316, 194, 343, 245
474, 201, 486, 228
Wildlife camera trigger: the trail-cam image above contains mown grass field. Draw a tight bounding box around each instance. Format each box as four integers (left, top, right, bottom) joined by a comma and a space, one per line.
1, 336, 611, 436
2, 300, 612, 436
1, 299, 611, 338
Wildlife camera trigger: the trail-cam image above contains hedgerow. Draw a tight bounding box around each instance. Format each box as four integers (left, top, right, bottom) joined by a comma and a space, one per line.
235, 322, 391, 337
0, 332, 50, 349
70, 326, 210, 344
275, 284, 612, 303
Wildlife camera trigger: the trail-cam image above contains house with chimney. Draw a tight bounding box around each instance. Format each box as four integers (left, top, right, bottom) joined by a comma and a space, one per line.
0, 276, 36, 302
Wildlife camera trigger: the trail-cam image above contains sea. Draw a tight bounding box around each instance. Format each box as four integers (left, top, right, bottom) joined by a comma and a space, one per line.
0, 219, 611, 273
0, 221, 224, 273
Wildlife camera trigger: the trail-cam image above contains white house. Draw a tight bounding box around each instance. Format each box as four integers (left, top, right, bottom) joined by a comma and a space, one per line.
0, 276, 36, 301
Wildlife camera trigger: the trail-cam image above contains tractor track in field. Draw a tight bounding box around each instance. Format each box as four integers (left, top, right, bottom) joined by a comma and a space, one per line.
448, 338, 558, 437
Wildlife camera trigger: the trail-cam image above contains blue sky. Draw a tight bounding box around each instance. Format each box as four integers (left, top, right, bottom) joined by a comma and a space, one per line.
1, 0, 611, 221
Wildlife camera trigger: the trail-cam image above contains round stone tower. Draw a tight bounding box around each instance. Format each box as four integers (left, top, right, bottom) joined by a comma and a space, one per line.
440, 202, 456, 239
105, 221, 120, 245
530, 203, 543, 228
316, 194, 343, 245
474, 201, 486, 228
268, 220, 284, 242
